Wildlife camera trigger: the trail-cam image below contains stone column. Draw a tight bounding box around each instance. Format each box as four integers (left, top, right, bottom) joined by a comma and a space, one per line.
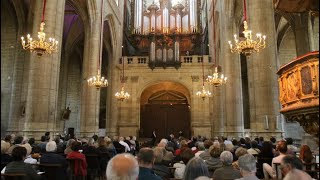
218, 1, 243, 138
293, 13, 311, 56
80, 2, 102, 136
23, 0, 65, 138
246, 0, 280, 136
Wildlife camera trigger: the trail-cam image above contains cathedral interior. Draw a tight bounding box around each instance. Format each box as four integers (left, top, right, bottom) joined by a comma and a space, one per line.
1, 0, 319, 148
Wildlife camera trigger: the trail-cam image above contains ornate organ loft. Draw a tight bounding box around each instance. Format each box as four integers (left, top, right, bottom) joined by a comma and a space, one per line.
124, 0, 206, 69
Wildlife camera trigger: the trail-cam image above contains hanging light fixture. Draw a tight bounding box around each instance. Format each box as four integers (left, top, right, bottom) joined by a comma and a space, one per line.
21, 0, 58, 57
206, 12, 227, 87
196, 55, 212, 100
87, 0, 108, 89
228, 0, 266, 56
115, 57, 130, 101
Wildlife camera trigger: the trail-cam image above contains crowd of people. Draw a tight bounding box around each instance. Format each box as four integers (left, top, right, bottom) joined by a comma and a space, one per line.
1, 132, 318, 180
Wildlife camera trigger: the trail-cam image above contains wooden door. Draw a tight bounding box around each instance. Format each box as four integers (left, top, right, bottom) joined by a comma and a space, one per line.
140, 104, 190, 139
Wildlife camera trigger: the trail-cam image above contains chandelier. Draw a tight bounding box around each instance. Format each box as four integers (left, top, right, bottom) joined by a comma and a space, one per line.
115, 57, 130, 101
228, 0, 266, 56
196, 56, 212, 100
21, 0, 58, 57
87, 0, 108, 89
206, 67, 227, 87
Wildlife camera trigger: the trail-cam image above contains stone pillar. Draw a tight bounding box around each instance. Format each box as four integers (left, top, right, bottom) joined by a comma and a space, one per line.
247, 0, 281, 137
218, 2, 243, 138
293, 13, 311, 56
23, 0, 65, 138
80, 2, 102, 136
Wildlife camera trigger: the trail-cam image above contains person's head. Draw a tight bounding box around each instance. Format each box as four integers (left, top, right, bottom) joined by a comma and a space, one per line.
106, 153, 139, 180
92, 134, 98, 141
235, 147, 248, 158
299, 145, 313, 163
179, 140, 188, 149
251, 140, 259, 149
88, 137, 95, 146
46, 141, 57, 152
203, 140, 213, 149
11, 146, 27, 161
71, 141, 82, 152
67, 139, 76, 147
45, 132, 50, 137
4, 135, 12, 142
197, 142, 205, 151
225, 143, 234, 151
183, 156, 210, 180
22, 136, 29, 144
232, 139, 238, 146
276, 140, 288, 154
98, 137, 106, 147
238, 154, 257, 175
20, 143, 32, 156
137, 147, 155, 167
220, 151, 233, 165
153, 147, 164, 164
14, 135, 23, 145
119, 137, 124, 141
240, 138, 246, 144
285, 137, 294, 145
1, 140, 10, 154
280, 155, 303, 176
28, 138, 35, 145
41, 136, 47, 142
209, 145, 221, 158
259, 137, 264, 142
270, 137, 276, 144
260, 141, 274, 155
180, 148, 195, 165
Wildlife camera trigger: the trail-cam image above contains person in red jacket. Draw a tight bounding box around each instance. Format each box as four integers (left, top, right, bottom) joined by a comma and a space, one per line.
67, 141, 87, 176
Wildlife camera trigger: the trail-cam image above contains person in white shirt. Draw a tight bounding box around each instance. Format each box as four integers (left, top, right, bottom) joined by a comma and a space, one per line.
21, 143, 37, 164
119, 137, 131, 152
263, 140, 288, 179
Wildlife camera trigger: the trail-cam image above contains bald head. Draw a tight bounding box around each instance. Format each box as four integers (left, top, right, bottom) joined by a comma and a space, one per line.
106, 153, 139, 180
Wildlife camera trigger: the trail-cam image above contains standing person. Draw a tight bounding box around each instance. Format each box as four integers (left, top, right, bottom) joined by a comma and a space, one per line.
151, 129, 157, 146
137, 147, 161, 180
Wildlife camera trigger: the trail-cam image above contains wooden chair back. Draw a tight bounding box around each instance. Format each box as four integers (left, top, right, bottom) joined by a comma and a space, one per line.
1, 173, 26, 180
66, 158, 86, 180
37, 163, 63, 180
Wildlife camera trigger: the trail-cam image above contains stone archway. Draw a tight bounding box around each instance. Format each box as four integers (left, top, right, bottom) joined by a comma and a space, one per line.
140, 81, 191, 139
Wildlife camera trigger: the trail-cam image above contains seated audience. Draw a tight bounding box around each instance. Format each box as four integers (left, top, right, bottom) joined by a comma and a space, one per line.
173, 148, 195, 179
270, 137, 277, 149
137, 147, 161, 180
212, 151, 242, 180
106, 153, 139, 180
235, 154, 259, 180
66, 141, 87, 177
38, 136, 48, 153
285, 138, 298, 152
175, 139, 188, 156
40, 141, 68, 179
281, 155, 312, 180
263, 140, 288, 179
232, 147, 248, 170
104, 137, 117, 157
4, 146, 42, 179
247, 140, 260, 155
205, 145, 223, 175
83, 137, 98, 154
184, 156, 210, 180
157, 140, 174, 164
152, 147, 172, 179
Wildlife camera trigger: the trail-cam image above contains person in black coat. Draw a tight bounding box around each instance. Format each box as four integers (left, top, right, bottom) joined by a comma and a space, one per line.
39, 141, 68, 180
151, 129, 157, 146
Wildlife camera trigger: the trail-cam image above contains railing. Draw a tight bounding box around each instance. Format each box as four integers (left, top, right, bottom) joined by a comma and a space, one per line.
121, 55, 212, 65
